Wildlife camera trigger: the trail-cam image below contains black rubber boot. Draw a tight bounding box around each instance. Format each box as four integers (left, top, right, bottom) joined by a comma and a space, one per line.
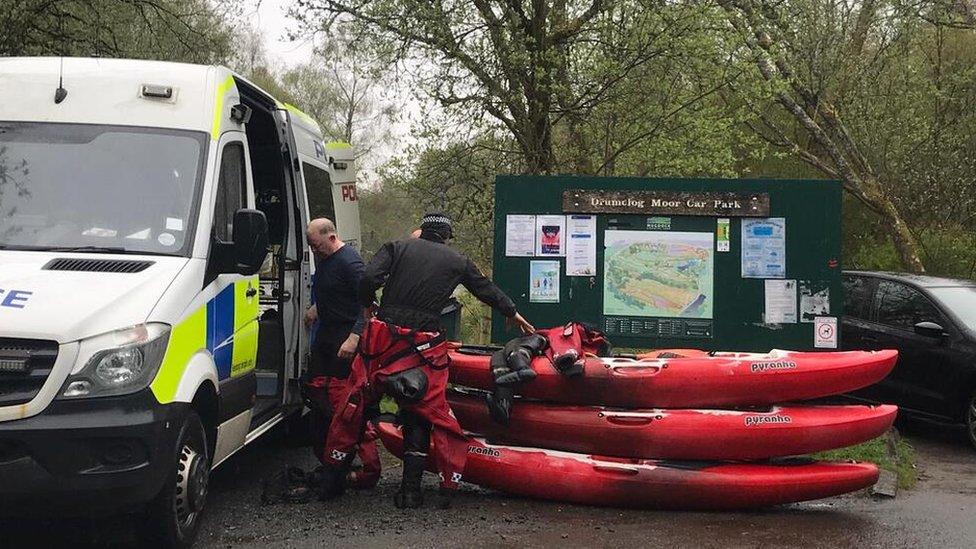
315, 463, 347, 501
435, 487, 456, 509
393, 454, 426, 509
394, 413, 431, 509
495, 348, 537, 385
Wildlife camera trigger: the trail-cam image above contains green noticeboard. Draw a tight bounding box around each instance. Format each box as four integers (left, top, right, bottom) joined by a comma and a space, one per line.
490, 175, 843, 352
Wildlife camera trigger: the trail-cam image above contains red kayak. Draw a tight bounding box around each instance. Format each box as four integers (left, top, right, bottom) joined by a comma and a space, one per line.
376, 422, 879, 510
448, 347, 898, 408
448, 390, 898, 460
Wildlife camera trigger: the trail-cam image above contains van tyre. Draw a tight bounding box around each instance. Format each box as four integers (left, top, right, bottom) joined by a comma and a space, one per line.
143, 410, 210, 548
966, 392, 976, 451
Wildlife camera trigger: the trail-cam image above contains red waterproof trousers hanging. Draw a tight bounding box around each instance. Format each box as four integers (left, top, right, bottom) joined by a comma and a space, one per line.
304, 375, 381, 488
322, 318, 468, 490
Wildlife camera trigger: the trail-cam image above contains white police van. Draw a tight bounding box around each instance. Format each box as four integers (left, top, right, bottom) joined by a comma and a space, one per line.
0, 57, 360, 547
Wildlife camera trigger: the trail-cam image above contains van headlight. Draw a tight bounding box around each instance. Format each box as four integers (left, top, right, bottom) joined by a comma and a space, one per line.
59, 324, 170, 399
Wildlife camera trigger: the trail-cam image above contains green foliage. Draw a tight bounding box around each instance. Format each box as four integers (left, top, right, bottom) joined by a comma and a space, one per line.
0, 0, 236, 63
379, 395, 399, 414
277, 32, 399, 171
357, 185, 424, 260
379, 137, 519, 270
814, 433, 918, 490
555, 3, 766, 178
845, 193, 976, 280
248, 67, 301, 106
456, 289, 493, 344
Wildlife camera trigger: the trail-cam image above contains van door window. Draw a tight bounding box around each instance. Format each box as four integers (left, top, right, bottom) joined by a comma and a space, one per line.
214, 142, 246, 241
302, 162, 336, 221
876, 280, 944, 330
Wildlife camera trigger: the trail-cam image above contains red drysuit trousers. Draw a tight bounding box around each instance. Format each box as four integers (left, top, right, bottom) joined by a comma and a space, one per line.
305, 375, 381, 488
322, 319, 468, 490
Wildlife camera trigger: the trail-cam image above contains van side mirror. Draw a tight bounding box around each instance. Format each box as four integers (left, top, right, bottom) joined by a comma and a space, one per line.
913, 321, 945, 339
231, 209, 269, 275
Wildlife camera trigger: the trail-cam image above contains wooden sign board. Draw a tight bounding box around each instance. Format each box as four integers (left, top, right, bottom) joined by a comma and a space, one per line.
563, 189, 770, 217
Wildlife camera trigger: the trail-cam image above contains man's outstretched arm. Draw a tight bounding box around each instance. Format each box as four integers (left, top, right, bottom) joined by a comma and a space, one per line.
461, 258, 534, 333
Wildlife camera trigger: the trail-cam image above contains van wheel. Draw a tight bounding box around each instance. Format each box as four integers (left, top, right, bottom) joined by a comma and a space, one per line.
143, 410, 210, 548
966, 392, 976, 451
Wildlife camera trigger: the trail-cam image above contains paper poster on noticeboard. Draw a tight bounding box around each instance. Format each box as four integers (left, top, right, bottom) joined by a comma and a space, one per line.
566, 214, 596, 276
742, 218, 786, 278
529, 260, 560, 303
535, 215, 566, 256
505, 214, 536, 256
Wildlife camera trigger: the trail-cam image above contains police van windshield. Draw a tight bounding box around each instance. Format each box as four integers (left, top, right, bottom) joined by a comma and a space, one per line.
0, 122, 206, 256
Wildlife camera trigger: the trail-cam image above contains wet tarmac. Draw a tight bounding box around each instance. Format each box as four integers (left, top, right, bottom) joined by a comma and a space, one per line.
2, 418, 973, 548
192, 418, 976, 549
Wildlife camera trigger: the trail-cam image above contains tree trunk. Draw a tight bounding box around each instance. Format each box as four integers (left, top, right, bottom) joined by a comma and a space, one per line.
862, 178, 927, 273
520, 84, 556, 174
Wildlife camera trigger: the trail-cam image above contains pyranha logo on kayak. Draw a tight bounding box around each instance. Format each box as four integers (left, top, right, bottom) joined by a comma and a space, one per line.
469, 446, 501, 458
744, 415, 792, 427
749, 360, 797, 373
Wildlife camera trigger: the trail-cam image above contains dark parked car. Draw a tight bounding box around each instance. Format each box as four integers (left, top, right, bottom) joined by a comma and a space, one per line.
842, 271, 976, 449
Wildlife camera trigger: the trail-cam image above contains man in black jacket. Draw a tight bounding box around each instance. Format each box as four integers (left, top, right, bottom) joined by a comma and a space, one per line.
318, 212, 533, 508
360, 212, 532, 333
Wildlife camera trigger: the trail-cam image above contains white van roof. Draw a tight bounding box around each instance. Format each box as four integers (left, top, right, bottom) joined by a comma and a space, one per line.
0, 57, 323, 140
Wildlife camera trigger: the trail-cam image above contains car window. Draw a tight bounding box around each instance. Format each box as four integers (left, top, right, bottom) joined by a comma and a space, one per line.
876, 280, 944, 330
843, 275, 872, 319
928, 287, 976, 332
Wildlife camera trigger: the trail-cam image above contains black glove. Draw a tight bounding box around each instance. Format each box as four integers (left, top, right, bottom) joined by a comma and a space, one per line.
485, 386, 514, 426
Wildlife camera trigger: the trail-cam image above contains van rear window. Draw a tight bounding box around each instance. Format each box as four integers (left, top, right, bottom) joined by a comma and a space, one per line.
303, 162, 336, 222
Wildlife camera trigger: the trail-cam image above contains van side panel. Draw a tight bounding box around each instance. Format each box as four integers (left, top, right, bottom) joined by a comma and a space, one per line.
211, 75, 237, 140
231, 276, 260, 376
150, 304, 208, 402
324, 142, 362, 248
149, 274, 260, 404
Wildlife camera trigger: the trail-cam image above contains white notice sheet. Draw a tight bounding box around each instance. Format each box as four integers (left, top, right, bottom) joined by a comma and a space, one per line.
764, 279, 797, 323
566, 214, 597, 276
505, 214, 536, 256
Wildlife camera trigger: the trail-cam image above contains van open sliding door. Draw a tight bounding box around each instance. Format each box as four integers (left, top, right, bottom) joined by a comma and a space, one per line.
275, 109, 311, 408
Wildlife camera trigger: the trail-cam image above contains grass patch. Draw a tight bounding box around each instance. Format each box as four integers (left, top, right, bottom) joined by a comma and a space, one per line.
813, 432, 917, 490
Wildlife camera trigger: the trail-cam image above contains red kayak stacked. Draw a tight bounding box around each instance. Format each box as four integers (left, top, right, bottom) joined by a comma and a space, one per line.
373, 325, 899, 509
448, 390, 898, 461
448, 346, 898, 408
377, 422, 881, 510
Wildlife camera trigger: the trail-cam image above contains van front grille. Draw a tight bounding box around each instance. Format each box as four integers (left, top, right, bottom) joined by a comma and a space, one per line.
43, 258, 154, 273
0, 338, 58, 407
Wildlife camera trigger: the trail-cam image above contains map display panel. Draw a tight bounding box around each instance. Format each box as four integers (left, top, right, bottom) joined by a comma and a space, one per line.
604, 230, 714, 319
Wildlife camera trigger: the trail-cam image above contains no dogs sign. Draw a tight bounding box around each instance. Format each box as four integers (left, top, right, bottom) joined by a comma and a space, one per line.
814, 317, 838, 349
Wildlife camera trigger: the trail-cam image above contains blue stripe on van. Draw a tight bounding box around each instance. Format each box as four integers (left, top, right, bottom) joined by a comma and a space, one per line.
210, 285, 236, 379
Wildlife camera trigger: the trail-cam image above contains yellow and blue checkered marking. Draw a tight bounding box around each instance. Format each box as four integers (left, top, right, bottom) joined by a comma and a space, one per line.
151, 277, 259, 403
208, 285, 236, 379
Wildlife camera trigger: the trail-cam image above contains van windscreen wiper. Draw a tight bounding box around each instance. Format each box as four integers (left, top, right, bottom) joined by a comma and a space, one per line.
44, 246, 130, 254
